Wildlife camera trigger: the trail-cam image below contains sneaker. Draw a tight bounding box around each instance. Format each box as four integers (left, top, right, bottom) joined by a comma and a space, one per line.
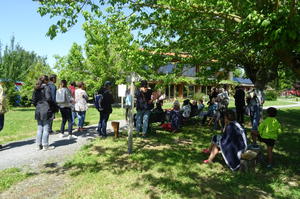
248, 144, 260, 150
37, 145, 42, 151
43, 146, 55, 151
60, 133, 67, 138
68, 135, 78, 140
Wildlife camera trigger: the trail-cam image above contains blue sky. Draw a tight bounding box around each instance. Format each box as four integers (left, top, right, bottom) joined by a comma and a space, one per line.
0, 0, 85, 68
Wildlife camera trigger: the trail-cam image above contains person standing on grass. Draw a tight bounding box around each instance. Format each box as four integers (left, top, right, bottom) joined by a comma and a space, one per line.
247, 88, 265, 136
96, 81, 114, 138
69, 81, 77, 126
124, 89, 132, 122
32, 75, 55, 151
0, 82, 8, 150
56, 80, 77, 139
251, 107, 282, 168
234, 86, 245, 124
48, 74, 57, 134
75, 82, 88, 132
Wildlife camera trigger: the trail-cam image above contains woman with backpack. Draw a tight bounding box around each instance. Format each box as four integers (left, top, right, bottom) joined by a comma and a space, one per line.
56, 80, 76, 139
74, 82, 88, 132
0, 82, 8, 150
32, 75, 55, 151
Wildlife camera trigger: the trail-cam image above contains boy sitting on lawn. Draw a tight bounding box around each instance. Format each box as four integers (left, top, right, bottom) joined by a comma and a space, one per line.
251, 107, 282, 168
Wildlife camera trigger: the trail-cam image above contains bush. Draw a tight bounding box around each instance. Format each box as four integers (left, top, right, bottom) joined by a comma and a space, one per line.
265, 90, 278, 101
193, 92, 208, 101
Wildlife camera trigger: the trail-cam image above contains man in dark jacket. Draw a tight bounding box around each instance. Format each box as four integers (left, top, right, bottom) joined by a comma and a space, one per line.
97, 81, 114, 137
234, 86, 245, 124
135, 80, 155, 137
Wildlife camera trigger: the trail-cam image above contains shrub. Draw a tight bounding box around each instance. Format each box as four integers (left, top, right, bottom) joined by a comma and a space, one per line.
265, 90, 278, 101
193, 92, 208, 101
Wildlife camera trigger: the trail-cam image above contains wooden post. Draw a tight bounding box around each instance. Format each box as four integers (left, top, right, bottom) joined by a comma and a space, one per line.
128, 74, 134, 154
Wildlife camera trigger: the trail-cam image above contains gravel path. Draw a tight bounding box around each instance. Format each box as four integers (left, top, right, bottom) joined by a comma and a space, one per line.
0, 120, 127, 171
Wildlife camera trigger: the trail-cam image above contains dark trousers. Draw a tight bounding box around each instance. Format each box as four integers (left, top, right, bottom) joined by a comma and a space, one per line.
0, 114, 4, 131
98, 111, 110, 136
60, 107, 73, 134
236, 106, 244, 124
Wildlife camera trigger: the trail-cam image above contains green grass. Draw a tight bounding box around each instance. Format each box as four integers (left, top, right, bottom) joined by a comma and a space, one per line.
0, 168, 32, 193
56, 108, 300, 199
0, 107, 124, 145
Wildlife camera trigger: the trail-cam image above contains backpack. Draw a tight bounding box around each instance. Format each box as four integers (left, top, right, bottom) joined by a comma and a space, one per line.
94, 93, 104, 111
0, 85, 7, 114
56, 88, 67, 104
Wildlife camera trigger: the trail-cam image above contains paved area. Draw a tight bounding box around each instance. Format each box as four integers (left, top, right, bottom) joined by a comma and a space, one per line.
0, 120, 127, 171
263, 101, 300, 109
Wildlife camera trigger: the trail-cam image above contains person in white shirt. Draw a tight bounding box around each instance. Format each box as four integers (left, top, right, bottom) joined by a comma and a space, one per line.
75, 82, 88, 132
56, 80, 76, 139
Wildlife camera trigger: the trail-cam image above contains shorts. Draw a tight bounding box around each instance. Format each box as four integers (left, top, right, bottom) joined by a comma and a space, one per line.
258, 135, 275, 147
212, 134, 222, 148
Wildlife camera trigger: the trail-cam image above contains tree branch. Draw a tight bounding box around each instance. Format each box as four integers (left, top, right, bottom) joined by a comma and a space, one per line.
131, 2, 242, 23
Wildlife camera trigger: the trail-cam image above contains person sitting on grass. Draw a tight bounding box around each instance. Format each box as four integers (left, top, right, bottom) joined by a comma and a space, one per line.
150, 100, 165, 124
198, 99, 205, 117
203, 110, 247, 171
201, 98, 218, 125
182, 99, 191, 120
190, 100, 199, 117
161, 100, 182, 132
251, 107, 282, 168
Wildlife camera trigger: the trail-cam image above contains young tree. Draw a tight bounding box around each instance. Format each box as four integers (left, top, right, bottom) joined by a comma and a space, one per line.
0, 36, 52, 105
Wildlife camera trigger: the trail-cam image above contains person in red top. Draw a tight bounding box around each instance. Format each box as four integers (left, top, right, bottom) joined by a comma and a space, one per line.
69, 82, 76, 98
69, 82, 77, 125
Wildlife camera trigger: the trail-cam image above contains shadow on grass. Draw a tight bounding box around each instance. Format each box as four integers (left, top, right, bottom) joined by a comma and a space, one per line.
43, 114, 300, 199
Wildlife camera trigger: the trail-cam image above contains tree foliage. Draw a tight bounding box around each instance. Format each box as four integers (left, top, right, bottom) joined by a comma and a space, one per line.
0, 36, 52, 105
34, 0, 300, 89
54, 13, 143, 95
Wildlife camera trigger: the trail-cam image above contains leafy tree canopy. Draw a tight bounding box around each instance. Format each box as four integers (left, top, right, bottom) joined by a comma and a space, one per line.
34, 0, 300, 89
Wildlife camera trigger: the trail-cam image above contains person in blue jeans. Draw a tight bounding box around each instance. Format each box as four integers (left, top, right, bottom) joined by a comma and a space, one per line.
97, 81, 114, 138
247, 88, 264, 135
135, 80, 156, 137
32, 75, 55, 151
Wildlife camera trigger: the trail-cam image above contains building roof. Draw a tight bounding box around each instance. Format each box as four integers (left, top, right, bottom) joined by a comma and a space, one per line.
232, 77, 253, 86
158, 64, 196, 77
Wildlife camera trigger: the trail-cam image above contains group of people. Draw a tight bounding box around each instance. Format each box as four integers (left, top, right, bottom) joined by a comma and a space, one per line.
202, 86, 281, 170
0, 77, 283, 170
31, 74, 114, 151
201, 87, 229, 129
131, 80, 207, 135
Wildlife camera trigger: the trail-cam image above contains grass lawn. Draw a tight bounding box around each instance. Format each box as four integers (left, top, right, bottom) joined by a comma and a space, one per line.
0, 168, 32, 193
56, 107, 300, 199
0, 107, 124, 145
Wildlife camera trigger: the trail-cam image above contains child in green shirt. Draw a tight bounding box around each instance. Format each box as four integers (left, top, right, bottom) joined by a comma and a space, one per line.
251, 107, 282, 168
